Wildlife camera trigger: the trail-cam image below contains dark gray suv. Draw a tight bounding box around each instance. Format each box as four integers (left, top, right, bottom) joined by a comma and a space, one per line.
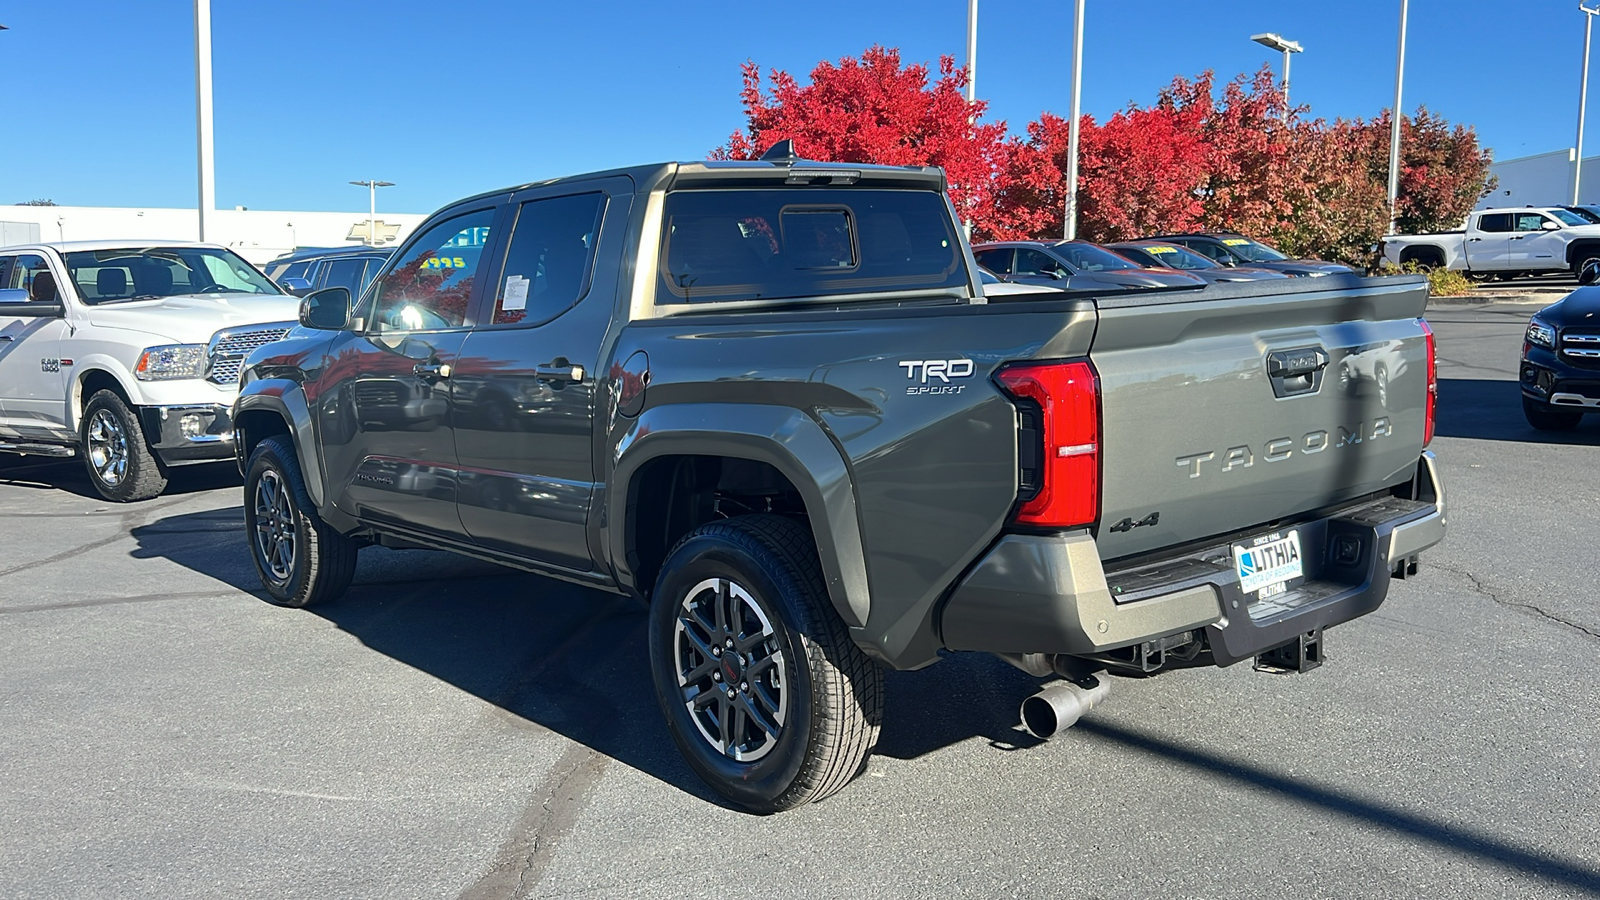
263, 247, 394, 298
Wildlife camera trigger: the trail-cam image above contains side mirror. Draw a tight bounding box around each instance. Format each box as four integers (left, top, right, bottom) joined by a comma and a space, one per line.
299, 286, 352, 330
1543, 221, 1562, 231
280, 276, 313, 296
0, 288, 65, 318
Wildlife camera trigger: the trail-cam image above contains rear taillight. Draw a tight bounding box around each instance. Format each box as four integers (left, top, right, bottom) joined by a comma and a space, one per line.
995, 360, 1100, 528
1420, 319, 1437, 447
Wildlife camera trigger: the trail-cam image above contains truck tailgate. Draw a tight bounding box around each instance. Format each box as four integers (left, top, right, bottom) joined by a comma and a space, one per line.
1089, 276, 1430, 562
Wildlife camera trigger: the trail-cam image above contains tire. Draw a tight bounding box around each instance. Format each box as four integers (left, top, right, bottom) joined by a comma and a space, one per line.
1523, 396, 1584, 432
1573, 254, 1600, 277
243, 435, 359, 607
80, 390, 167, 501
647, 514, 882, 813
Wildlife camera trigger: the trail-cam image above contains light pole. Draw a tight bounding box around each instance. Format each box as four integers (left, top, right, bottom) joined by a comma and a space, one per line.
1387, 0, 1409, 232
1063, 0, 1085, 240
1575, 1, 1600, 204
965, 0, 977, 105
349, 180, 394, 246
1251, 32, 1304, 119
194, 0, 215, 241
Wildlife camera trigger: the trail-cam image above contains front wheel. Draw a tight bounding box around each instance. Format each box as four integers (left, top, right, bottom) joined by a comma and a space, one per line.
80, 390, 167, 501
244, 435, 359, 607
1523, 396, 1584, 432
648, 514, 882, 813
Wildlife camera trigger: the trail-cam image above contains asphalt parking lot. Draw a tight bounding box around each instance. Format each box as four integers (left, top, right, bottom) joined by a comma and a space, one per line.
3, 300, 1598, 899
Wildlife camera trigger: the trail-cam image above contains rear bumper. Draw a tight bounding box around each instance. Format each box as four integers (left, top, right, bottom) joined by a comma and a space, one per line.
939, 452, 1446, 666
142, 404, 235, 465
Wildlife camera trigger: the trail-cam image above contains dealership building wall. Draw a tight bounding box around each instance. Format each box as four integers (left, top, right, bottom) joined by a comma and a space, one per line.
1480, 148, 1600, 209
0, 206, 427, 264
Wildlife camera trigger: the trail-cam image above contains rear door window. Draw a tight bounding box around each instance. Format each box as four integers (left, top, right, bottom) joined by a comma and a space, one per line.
974, 248, 1013, 275
1477, 213, 1514, 232
487, 192, 606, 326
320, 258, 368, 296
1016, 248, 1064, 276
657, 188, 963, 304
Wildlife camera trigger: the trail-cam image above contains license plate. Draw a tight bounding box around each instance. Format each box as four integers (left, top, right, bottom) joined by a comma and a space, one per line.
1234, 530, 1303, 594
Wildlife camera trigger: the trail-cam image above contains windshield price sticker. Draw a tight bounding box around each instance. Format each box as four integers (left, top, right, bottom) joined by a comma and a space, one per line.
502, 275, 529, 311
1223, 238, 1251, 246
1147, 245, 1175, 253
1234, 530, 1303, 594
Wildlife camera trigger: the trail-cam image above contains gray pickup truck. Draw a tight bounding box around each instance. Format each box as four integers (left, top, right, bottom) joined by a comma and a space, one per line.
232, 146, 1446, 813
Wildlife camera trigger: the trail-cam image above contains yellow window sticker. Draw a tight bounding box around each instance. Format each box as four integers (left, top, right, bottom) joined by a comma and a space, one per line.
1147, 245, 1175, 253
1222, 238, 1251, 246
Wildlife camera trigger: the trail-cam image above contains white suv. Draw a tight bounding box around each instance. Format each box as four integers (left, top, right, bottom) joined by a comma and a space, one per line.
0, 241, 298, 500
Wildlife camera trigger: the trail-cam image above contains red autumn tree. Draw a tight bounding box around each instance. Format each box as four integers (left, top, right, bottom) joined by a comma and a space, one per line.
712, 46, 1010, 235
1352, 108, 1496, 236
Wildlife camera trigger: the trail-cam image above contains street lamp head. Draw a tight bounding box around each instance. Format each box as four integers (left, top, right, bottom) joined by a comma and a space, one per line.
1251, 32, 1303, 53
1584, 1, 1600, 16
350, 180, 395, 188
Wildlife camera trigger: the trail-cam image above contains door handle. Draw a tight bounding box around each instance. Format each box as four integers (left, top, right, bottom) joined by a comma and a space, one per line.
1467, 237, 1482, 242
535, 361, 585, 383
0, 334, 13, 342
413, 361, 452, 380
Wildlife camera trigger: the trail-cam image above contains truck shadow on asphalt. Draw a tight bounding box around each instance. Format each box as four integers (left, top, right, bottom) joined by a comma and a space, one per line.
1437, 377, 1600, 444
0, 457, 239, 500
125, 509, 1600, 885
127, 508, 1048, 810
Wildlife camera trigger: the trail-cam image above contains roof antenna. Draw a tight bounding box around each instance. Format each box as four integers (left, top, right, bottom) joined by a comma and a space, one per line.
760, 140, 798, 164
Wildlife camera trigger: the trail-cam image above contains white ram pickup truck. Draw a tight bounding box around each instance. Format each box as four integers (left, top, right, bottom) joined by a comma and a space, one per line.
1379, 207, 1600, 279
0, 241, 298, 500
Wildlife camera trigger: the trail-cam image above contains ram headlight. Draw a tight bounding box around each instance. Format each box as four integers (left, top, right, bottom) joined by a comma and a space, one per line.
1525, 321, 1555, 349
134, 344, 208, 381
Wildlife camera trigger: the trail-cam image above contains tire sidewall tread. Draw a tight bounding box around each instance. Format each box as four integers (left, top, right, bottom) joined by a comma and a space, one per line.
648, 513, 882, 814
244, 435, 358, 607
80, 390, 167, 502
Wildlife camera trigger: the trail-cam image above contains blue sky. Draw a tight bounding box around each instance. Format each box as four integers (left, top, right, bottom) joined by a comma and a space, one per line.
0, 1, 1589, 216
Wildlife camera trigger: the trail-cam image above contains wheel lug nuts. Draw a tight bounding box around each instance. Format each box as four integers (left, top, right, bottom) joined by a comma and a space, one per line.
712, 647, 721, 657
726, 689, 736, 699
740, 682, 748, 692
713, 671, 721, 681
725, 638, 735, 649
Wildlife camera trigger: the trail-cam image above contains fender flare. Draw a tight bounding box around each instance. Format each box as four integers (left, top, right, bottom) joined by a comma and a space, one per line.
233, 379, 325, 508
608, 402, 871, 628
69, 359, 144, 431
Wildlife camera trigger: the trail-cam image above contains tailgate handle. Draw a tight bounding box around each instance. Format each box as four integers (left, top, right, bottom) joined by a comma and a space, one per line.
1266, 347, 1328, 397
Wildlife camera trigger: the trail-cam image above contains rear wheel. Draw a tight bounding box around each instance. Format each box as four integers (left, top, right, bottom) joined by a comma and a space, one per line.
244, 435, 359, 607
1523, 396, 1584, 432
648, 514, 882, 813
80, 390, 166, 502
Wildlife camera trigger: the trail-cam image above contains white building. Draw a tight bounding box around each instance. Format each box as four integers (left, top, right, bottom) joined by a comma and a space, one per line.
0, 205, 427, 264
1479, 148, 1600, 209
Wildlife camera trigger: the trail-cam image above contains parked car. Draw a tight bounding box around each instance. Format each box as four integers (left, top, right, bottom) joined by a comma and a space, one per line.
233, 149, 1443, 813
1379, 207, 1600, 280
973, 240, 1205, 290
0, 241, 298, 500
1520, 286, 1600, 429
1105, 240, 1291, 283
1149, 233, 1354, 277
262, 246, 393, 298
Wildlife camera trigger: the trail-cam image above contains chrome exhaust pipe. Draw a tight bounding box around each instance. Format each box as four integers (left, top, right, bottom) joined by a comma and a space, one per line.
1020, 672, 1109, 739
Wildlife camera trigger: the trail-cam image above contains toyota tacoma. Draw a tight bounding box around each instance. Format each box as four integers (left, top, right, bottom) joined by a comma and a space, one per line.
232, 145, 1446, 813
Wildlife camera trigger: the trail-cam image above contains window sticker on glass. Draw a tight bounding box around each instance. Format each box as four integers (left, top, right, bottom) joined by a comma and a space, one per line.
503, 275, 529, 311
1223, 238, 1251, 246
1147, 245, 1175, 253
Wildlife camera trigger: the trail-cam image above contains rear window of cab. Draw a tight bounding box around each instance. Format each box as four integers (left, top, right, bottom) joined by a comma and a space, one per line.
656, 188, 964, 305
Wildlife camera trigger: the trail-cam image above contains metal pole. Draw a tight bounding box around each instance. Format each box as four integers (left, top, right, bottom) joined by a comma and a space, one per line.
194, 0, 215, 242
1282, 48, 1291, 116
1064, 0, 1085, 240
965, 0, 977, 105
1577, 8, 1596, 205
369, 182, 377, 246
1387, 0, 1408, 233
